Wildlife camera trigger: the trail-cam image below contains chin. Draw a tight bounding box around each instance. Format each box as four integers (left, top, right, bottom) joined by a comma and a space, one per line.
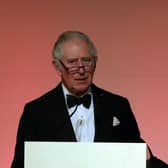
74, 84, 90, 95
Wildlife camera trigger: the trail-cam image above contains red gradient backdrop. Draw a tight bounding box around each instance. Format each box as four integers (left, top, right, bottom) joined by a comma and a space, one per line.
1, 0, 168, 167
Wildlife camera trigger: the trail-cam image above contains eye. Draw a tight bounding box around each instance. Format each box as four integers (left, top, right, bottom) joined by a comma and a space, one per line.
82, 57, 92, 63
67, 59, 78, 65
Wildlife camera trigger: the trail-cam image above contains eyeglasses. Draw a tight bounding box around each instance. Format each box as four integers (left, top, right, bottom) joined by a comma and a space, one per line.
58, 56, 96, 74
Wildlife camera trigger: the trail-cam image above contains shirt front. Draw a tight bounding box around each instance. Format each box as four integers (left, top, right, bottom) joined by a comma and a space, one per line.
62, 84, 95, 142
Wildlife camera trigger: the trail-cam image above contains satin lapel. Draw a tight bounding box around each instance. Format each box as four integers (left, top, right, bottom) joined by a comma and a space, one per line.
49, 84, 76, 141
92, 85, 114, 142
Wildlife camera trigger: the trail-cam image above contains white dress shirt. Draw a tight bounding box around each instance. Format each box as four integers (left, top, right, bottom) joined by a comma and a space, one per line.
62, 84, 95, 142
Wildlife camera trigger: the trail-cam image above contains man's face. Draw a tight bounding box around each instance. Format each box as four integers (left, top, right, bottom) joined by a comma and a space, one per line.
56, 39, 96, 96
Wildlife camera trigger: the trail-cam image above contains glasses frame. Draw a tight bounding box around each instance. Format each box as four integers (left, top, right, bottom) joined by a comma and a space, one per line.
57, 56, 96, 74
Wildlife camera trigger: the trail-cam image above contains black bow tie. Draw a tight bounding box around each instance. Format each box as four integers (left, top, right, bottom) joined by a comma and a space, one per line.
66, 94, 91, 109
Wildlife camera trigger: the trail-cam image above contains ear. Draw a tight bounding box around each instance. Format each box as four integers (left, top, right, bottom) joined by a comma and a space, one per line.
93, 56, 98, 71
94, 56, 98, 64
52, 60, 62, 76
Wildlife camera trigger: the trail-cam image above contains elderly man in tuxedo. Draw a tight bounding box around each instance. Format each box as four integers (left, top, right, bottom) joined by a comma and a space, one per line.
11, 31, 168, 168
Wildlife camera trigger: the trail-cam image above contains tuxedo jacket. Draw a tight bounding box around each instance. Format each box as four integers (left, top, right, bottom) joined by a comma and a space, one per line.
12, 83, 167, 168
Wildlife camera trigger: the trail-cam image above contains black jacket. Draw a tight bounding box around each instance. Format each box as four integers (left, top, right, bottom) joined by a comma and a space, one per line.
11, 83, 168, 168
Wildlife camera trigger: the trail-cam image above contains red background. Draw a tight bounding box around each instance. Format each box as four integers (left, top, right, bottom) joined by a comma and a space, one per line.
1, 0, 168, 167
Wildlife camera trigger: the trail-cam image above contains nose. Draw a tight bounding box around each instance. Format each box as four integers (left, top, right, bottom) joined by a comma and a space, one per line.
77, 59, 85, 74
78, 66, 85, 74
76, 59, 86, 74
78, 59, 84, 66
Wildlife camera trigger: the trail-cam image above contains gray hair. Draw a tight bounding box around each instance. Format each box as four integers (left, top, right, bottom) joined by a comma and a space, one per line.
52, 31, 97, 61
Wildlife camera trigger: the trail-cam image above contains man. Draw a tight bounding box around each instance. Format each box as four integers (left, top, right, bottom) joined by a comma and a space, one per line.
11, 31, 168, 167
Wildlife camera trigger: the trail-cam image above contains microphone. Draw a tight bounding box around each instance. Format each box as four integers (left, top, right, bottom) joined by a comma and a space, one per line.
76, 119, 85, 141
77, 119, 84, 127
69, 105, 79, 118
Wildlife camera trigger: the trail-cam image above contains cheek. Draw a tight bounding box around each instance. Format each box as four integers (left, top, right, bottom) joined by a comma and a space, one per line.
62, 74, 74, 84
89, 72, 95, 80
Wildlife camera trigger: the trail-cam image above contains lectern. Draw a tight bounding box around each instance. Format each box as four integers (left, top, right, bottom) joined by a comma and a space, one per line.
25, 142, 146, 168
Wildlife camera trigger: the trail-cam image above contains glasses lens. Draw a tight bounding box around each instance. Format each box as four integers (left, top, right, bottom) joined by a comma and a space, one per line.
68, 65, 91, 74
59, 57, 95, 74
69, 67, 79, 74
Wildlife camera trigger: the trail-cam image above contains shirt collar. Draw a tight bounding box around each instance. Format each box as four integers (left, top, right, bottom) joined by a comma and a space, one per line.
61, 83, 92, 98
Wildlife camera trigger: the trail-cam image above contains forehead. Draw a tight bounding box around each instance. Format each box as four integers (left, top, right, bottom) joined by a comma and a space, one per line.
62, 39, 91, 59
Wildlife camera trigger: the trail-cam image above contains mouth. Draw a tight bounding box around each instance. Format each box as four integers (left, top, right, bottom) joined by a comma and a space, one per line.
75, 76, 88, 81
74, 77, 89, 84
75, 77, 87, 80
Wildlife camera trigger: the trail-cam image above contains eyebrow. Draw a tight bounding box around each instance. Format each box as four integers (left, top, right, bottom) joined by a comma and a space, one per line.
67, 56, 92, 61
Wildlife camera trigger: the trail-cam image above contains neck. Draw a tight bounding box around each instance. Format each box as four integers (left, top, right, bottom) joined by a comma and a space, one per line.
62, 83, 91, 97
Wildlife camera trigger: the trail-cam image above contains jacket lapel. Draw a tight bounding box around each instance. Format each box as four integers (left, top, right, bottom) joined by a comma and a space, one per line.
49, 83, 77, 141
92, 84, 114, 142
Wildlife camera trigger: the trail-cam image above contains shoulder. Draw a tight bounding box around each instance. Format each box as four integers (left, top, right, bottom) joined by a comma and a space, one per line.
91, 84, 133, 113
92, 84, 129, 102
19, 83, 64, 123
24, 83, 63, 110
